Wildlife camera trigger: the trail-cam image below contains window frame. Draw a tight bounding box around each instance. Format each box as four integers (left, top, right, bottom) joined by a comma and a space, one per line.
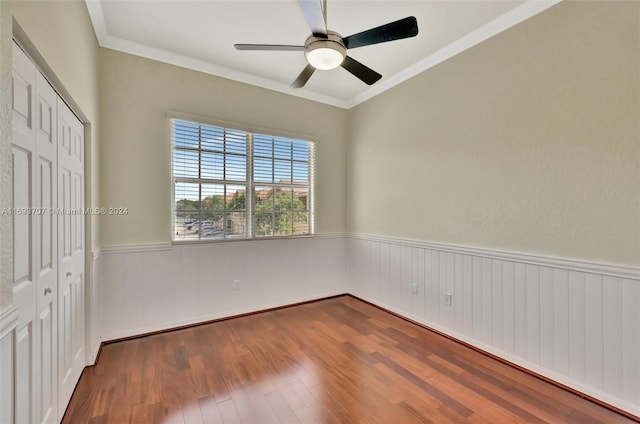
169, 113, 315, 243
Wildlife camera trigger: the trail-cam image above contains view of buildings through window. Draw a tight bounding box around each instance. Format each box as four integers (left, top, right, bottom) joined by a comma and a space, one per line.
172, 119, 314, 240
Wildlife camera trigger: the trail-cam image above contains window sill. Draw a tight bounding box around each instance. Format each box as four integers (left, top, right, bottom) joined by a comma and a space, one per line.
171, 234, 315, 246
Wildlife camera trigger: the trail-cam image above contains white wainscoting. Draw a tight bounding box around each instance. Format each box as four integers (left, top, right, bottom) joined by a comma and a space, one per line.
347, 234, 640, 417
0, 305, 19, 424
92, 232, 638, 416
87, 249, 101, 364
96, 235, 347, 342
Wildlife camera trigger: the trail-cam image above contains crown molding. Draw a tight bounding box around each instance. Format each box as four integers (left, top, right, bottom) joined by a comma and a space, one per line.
85, 0, 561, 110
84, 0, 349, 109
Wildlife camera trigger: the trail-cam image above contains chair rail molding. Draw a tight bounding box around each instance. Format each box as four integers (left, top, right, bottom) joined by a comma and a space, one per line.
348, 233, 640, 280
0, 305, 19, 338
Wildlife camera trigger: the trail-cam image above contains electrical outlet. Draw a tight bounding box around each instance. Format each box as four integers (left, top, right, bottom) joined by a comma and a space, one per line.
233, 279, 240, 290
444, 292, 453, 306
411, 283, 418, 295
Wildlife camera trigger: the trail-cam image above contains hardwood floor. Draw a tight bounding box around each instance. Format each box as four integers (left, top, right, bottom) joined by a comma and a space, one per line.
63, 296, 635, 423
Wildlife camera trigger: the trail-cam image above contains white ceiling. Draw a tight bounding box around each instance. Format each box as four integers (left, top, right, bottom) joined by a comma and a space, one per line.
85, 0, 560, 109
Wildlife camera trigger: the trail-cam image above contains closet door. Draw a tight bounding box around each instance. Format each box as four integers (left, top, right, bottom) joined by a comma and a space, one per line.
12, 42, 61, 424
57, 98, 85, 416
11, 41, 38, 424
11, 40, 86, 423
35, 71, 59, 424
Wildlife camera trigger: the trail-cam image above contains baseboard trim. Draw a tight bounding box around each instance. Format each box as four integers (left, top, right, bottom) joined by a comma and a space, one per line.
347, 293, 640, 422
98, 292, 347, 347
89, 341, 103, 367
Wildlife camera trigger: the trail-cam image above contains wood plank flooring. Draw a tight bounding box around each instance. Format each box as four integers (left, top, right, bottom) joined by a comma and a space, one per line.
63, 296, 635, 423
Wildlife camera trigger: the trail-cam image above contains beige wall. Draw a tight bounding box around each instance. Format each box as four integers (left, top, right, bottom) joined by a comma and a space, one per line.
1, 0, 637, 312
99, 49, 348, 246
0, 0, 100, 311
347, 1, 640, 267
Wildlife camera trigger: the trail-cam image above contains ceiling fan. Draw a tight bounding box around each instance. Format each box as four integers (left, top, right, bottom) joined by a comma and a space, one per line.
234, 0, 419, 88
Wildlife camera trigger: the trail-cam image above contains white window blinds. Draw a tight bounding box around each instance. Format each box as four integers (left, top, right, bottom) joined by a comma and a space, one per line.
172, 118, 314, 241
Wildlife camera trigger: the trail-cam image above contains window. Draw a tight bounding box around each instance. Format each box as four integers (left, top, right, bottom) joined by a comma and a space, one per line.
172, 118, 314, 241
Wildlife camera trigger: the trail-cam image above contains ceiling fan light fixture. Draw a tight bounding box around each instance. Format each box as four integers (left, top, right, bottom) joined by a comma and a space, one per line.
304, 31, 346, 70
306, 46, 344, 70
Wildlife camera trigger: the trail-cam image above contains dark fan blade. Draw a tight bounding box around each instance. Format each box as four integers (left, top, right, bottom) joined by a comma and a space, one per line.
297, 0, 327, 36
341, 56, 382, 85
343, 16, 418, 49
290, 64, 316, 88
234, 44, 304, 51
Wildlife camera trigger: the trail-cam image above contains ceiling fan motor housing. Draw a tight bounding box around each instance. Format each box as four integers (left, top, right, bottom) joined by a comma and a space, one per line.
304, 30, 347, 70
